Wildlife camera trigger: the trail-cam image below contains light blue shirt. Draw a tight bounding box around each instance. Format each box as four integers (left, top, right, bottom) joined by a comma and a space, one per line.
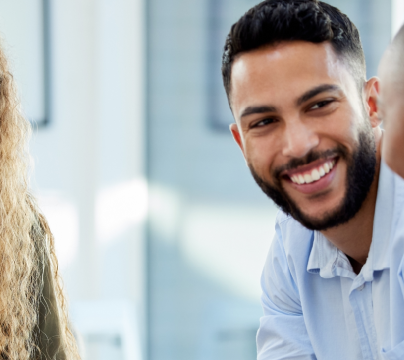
257, 161, 404, 360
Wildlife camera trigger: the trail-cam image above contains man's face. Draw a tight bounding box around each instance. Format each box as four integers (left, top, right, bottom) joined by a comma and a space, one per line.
229, 41, 379, 230
379, 50, 404, 179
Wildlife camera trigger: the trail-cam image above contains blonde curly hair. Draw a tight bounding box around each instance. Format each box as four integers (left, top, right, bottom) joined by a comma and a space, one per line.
0, 41, 80, 359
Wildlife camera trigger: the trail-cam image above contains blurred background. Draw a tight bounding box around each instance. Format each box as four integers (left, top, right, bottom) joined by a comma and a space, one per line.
0, 0, 401, 359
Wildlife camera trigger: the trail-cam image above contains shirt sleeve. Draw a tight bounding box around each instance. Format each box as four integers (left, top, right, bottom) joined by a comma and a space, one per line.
257, 218, 316, 360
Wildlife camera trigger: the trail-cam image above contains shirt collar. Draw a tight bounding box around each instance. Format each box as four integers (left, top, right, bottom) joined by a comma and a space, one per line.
307, 231, 356, 279
307, 231, 339, 278
307, 160, 404, 279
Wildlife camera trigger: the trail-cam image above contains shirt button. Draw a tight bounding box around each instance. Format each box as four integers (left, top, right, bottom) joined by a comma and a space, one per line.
357, 284, 365, 291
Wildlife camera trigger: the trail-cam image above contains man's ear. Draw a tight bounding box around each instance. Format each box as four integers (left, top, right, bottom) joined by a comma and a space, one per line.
364, 77, 382, 128
230, 123, 245, 156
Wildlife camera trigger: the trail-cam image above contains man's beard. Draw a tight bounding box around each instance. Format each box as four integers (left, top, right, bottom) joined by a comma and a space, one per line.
249, 126, 377, 231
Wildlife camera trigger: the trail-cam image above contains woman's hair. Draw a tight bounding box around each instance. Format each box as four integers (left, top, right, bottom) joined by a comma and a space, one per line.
0, 40, 79, 359
222, 0, 366, 99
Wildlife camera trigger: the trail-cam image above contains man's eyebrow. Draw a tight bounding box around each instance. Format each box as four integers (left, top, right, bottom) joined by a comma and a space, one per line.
240, 105, 278, 118
296, 84, 341, 106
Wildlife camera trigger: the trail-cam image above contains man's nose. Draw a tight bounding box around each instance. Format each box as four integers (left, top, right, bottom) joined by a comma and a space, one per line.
282, 120, 320, 159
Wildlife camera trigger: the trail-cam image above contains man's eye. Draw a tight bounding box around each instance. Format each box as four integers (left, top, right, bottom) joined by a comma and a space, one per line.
252, 118, 275, 128
310, 100, 332, 110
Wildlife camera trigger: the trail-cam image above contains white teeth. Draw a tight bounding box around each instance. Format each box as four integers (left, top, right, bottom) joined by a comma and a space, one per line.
304, 173, 314, 183
311, 169, 320, 181
289, 159, 336, 185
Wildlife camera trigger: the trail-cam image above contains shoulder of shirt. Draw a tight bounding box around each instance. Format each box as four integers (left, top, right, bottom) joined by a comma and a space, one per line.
274, 210, 314, 252
265, 210, 315, 290
275, 210, 310, 232
275, 210, 291, 225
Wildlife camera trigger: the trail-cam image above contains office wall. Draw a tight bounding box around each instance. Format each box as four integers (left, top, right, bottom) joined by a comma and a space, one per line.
29, 1, 147, 359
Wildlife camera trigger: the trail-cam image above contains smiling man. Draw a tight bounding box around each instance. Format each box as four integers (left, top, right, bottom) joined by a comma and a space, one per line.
222, 1, 404, 359
379, 25, 404, 179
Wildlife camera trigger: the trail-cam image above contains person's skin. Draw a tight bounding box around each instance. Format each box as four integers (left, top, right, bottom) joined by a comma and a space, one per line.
230, 41, 382, 272
378, 32, 404, 179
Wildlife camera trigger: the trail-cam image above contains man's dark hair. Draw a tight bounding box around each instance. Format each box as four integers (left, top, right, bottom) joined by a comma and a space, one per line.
222, 0, 366, 99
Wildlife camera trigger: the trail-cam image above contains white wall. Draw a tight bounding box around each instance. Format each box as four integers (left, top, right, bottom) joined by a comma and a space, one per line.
29, 1, 146, 359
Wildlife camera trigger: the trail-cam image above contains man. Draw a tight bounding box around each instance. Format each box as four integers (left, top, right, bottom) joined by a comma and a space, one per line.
0, 42, 80, 358
375, 24, 404, 360
222, 0, 404, 359
379, 25, 404, 179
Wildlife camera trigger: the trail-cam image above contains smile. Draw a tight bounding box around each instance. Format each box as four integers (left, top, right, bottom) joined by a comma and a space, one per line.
289, 159, 336, 185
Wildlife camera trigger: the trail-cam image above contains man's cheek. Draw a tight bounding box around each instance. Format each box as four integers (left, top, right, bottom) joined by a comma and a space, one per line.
247, 150, 268, 171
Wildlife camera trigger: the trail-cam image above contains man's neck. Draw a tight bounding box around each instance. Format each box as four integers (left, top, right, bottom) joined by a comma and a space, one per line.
321, 130, 382, 273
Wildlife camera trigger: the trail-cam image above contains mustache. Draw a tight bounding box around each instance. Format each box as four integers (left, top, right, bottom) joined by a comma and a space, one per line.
272, 146, 348, 180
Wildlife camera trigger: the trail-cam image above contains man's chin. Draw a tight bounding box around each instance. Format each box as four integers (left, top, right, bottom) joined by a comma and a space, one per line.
289, 212, 334, 231
287, 202, 349, 231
